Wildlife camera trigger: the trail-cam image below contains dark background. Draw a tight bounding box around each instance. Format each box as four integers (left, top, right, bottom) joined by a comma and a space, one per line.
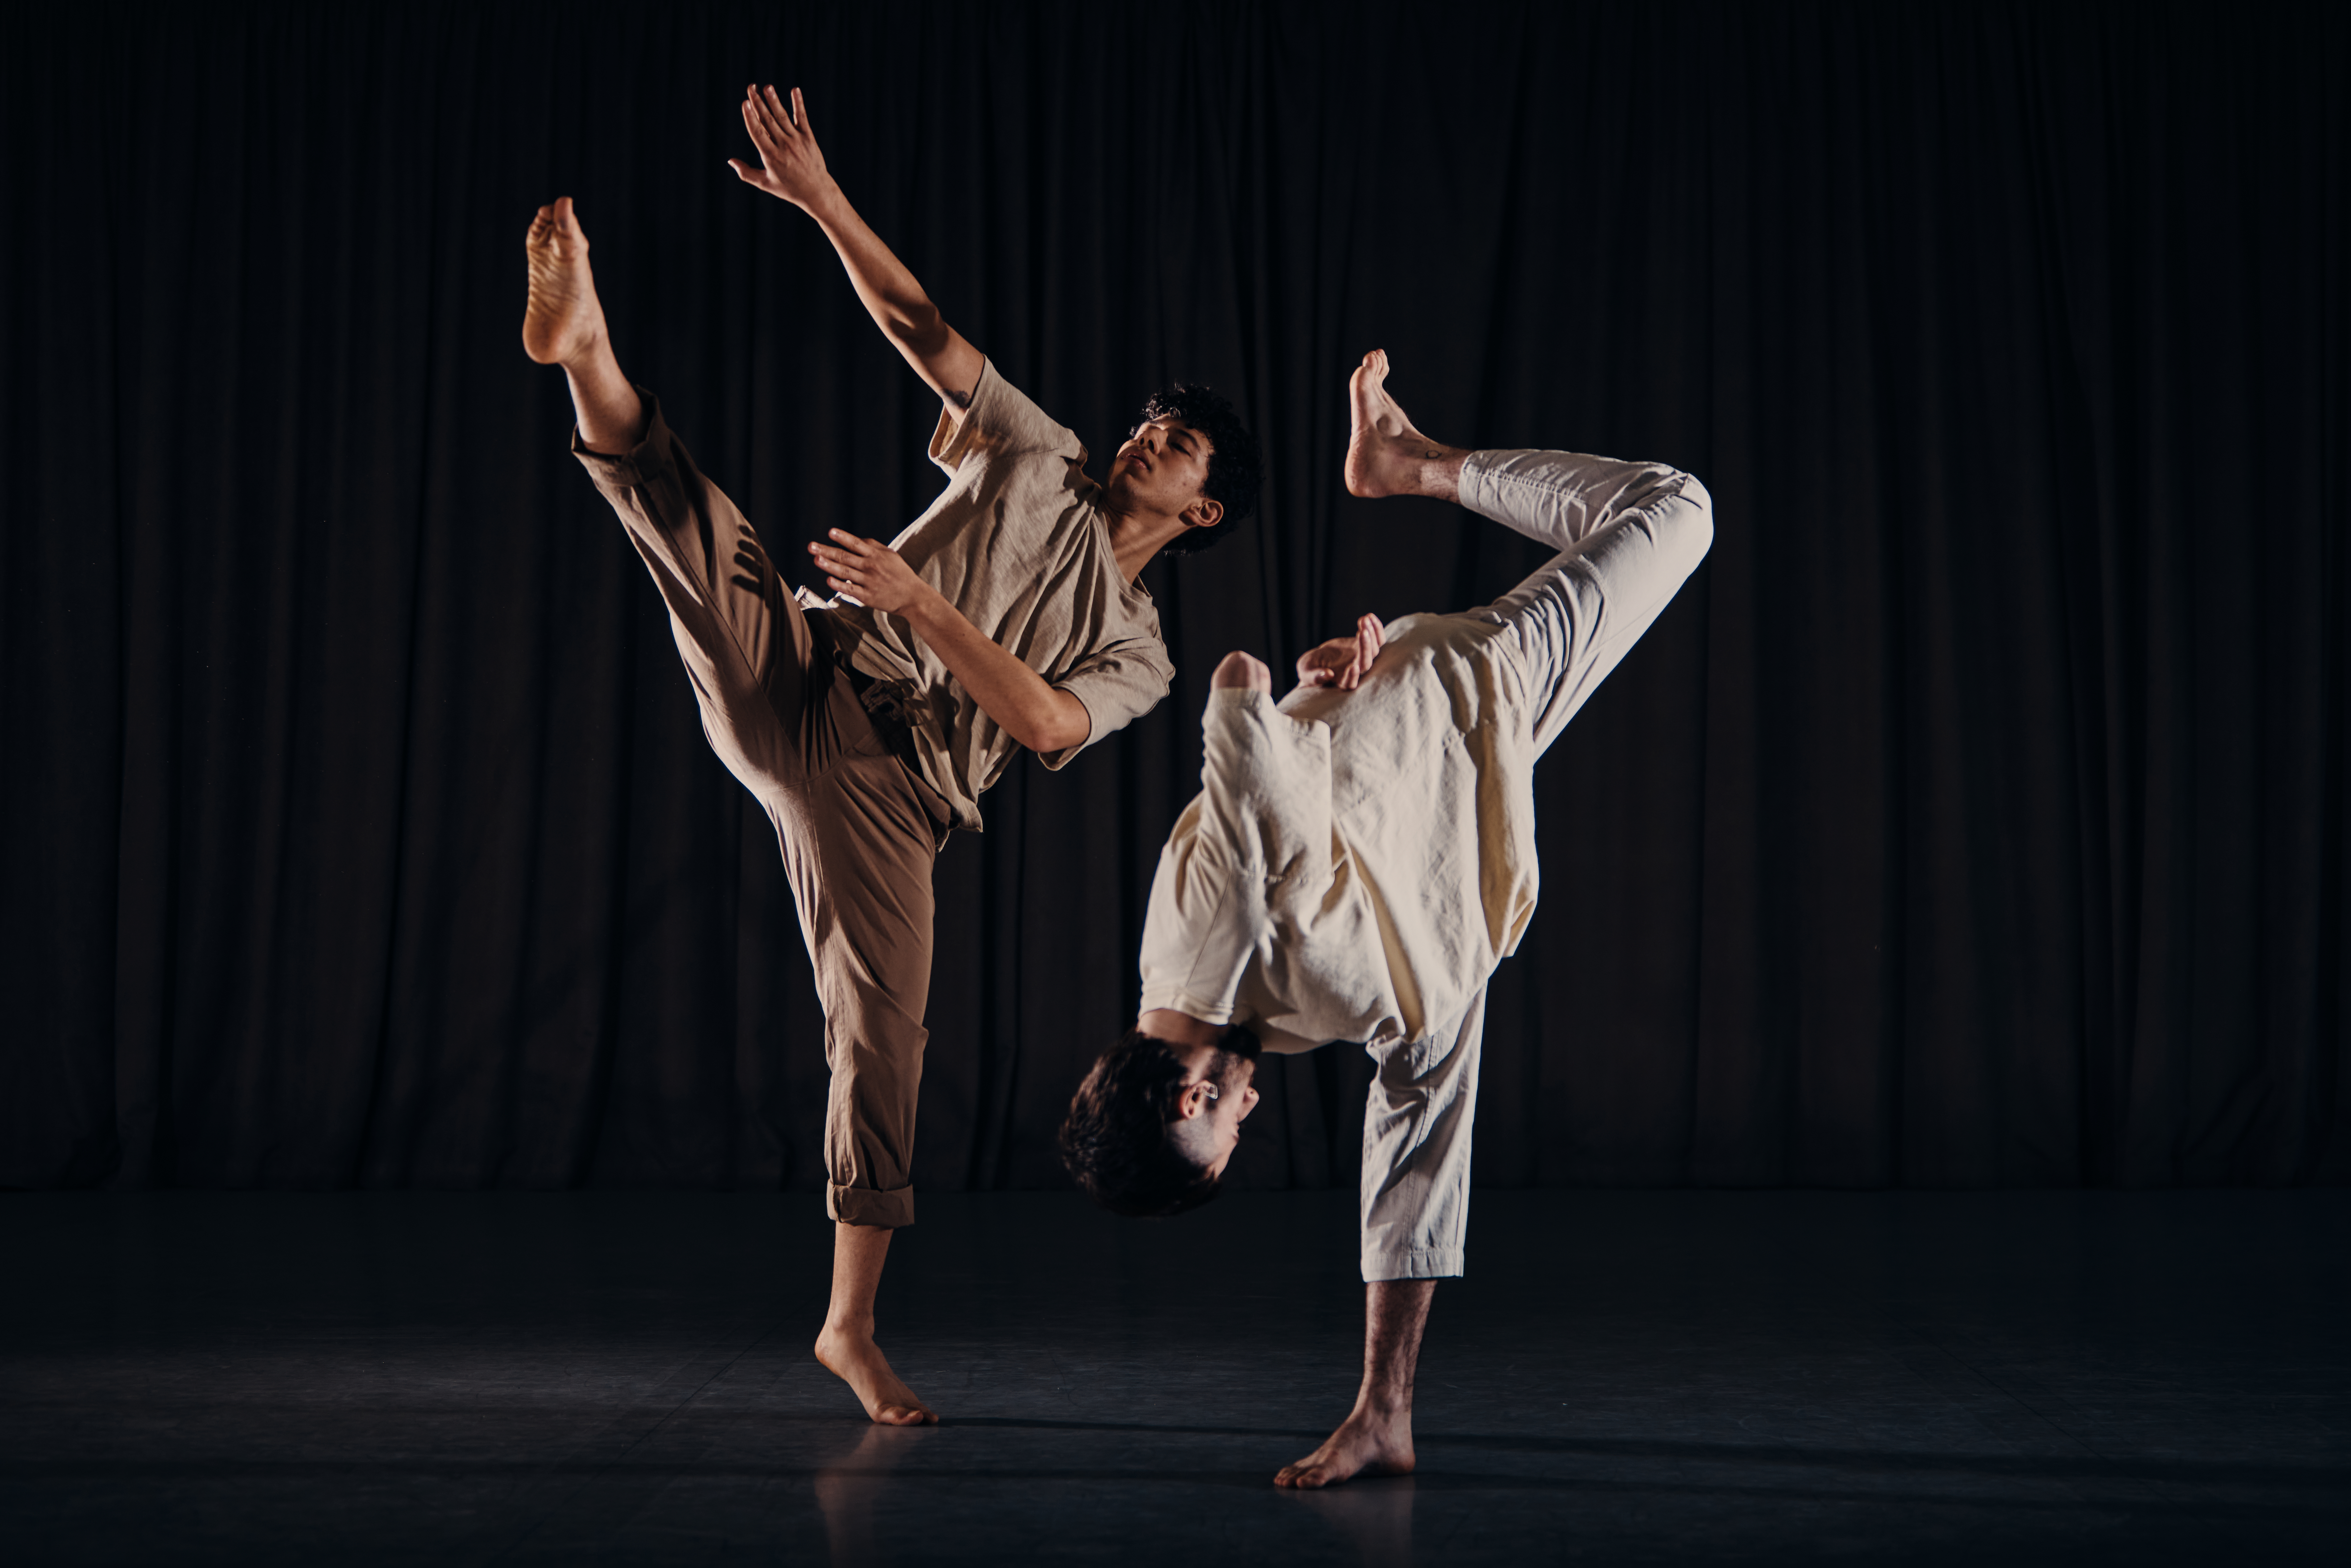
3, 1, 2343, 1195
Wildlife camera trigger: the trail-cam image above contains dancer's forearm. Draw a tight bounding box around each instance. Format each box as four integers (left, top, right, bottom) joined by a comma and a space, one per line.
733, 84, 984, 405
801, 183, 984, 406
805, 528, 1083, 752
899, 589, 1090, 754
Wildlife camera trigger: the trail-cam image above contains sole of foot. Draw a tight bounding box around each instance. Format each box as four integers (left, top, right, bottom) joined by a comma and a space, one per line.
522, 195, 607, 368
815, 1328, 939, 1426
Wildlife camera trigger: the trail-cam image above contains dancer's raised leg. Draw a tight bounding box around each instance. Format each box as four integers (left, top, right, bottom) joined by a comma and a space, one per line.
1344, 350, 1469, 503
1275, 1279, 1434, 1488
523, 196, 644, 453
816, 1223, 938, 1425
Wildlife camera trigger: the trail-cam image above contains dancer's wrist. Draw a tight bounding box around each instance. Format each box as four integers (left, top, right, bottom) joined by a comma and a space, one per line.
798, 177, 851, 225
891, 581, 960, 642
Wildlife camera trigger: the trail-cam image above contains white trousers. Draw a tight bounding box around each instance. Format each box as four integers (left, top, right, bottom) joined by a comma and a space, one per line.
1357, 447, 1712, 1282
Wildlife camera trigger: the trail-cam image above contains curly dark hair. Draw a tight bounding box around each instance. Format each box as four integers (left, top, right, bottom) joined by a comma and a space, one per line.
1135, 383, 1263, 557
1058, 1029, 1222, 1217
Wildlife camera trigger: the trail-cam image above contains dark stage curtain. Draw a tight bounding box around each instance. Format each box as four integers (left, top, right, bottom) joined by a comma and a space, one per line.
3, 2, 2344, 1193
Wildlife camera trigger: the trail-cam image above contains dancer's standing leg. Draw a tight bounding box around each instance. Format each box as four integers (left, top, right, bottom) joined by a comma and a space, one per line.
525, 196, 939, 1425
1262, 354, 1473, 1489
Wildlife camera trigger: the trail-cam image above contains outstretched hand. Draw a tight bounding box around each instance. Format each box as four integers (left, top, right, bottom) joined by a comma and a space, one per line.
729, 84, 834, 209
810, 530, 932, 617
1296, 613, 1386, 690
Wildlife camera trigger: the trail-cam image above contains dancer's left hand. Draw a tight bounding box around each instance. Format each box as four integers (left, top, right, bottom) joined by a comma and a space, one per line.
811, 530, 930, 616
1296, 612, 1386, 690
730, 85, 835, 211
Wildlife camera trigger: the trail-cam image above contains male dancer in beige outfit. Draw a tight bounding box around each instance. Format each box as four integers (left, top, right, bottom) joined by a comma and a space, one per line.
523, 84, 1260, 1425
1062, 351, 1712, 1485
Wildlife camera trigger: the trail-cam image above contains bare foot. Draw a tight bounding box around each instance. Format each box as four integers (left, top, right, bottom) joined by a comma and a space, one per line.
1274, 1404, 1416, 1489
522, 196, 609, 367
815, 1325, 938, 1426
1344, 350, 1467, 502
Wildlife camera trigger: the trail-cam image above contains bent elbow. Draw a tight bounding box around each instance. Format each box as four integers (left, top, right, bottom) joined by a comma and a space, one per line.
1011, 711, 1090, 757
1048, 701, 1097, 755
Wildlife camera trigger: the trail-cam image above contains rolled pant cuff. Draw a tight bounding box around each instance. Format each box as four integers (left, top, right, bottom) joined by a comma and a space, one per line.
829, 1182, 915, 1229
1361, 1245, 1464, 1282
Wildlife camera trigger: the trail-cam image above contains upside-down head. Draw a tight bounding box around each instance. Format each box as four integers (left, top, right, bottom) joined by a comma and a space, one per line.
1059, 1024, 1262, 1216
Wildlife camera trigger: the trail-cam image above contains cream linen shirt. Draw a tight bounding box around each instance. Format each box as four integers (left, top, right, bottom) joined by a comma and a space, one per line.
1137, 613, 1545, 1054
1142, 446, 1712, 1282
1137, 444, 1714, 1055
817, 360, 1176, 831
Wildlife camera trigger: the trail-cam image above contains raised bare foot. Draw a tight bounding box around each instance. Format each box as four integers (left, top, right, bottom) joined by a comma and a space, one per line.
815, 1325, 938, 1426
1344, 350, 1466, 501
522, 196, 609, 367
1274, 1404, 1416, 1489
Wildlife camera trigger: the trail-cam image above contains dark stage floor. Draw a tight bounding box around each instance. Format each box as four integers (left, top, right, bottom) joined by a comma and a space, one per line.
2, 1188, 2346, 1566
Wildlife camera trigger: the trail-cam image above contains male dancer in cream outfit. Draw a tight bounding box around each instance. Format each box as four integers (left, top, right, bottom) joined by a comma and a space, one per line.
1061, 351, 1712, 1486
525, 84, 1260, 1426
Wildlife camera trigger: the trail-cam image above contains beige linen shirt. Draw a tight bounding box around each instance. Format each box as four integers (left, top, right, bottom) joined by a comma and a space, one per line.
1137, 612, 1546, 1054
816, 360, 1176, 831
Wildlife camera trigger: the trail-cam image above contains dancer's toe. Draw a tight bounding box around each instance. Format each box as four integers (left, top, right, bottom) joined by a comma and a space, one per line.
1273, 1408, 1416, 1488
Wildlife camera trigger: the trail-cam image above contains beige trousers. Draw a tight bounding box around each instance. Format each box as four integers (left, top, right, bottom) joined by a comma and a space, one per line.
1358, 447, 1713, 1281
576, 397, 948, 1227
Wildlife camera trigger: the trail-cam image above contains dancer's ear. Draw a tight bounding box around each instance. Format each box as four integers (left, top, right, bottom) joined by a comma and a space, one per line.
1181, 495, 1224, 531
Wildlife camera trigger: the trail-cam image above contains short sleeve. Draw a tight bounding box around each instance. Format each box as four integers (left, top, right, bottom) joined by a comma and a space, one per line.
928, 358, 1084, 477
1196, 689, 1336, 884
1037, 637, 1178, 771
1137, 794, 1260, 1027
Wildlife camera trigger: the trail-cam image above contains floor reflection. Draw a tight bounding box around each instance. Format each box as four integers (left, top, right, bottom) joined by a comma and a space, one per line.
1294, 1475, 1417, 1566
813, 1422, 929, 1567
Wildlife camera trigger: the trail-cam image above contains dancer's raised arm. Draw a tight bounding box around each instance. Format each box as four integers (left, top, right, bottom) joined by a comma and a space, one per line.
730, 84, 985, 411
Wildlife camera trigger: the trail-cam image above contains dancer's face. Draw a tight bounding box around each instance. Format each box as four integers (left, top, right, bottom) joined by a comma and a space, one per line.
1108, 416, 1221, 530
1183, 1041, 1261, 1179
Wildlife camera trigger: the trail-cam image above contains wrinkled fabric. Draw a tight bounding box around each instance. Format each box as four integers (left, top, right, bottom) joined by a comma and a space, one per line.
818, 359, 1176, 832
576, 399, 944, 1227
1359, 991, 1487, 1280
1140, 447, 1714, 1274
1140, 449, 1714, 1049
